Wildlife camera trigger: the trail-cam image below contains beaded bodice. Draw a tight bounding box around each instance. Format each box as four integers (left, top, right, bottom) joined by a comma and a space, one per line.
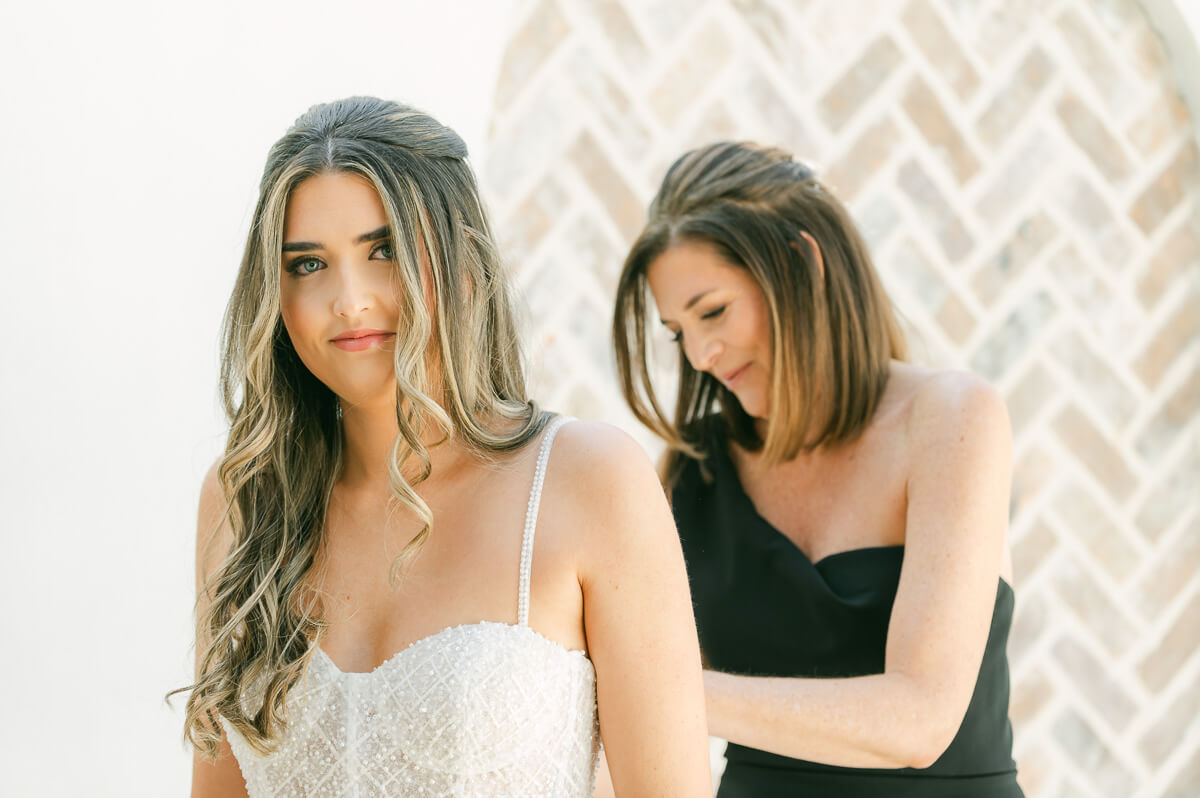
223, 417, 601, 797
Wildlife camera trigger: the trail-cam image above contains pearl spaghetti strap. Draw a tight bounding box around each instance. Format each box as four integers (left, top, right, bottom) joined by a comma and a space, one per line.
518, 415, 572, 628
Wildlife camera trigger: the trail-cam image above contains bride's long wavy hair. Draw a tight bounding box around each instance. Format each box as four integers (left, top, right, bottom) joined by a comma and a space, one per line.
175, 97, 545, 757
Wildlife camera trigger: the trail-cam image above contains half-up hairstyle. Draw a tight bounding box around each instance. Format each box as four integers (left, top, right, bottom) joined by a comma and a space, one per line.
176, 97, 546, 757
613, 141, 907, 487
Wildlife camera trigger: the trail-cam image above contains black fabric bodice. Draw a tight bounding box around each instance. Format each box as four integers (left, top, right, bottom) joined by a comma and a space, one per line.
671, 430, 1023, 797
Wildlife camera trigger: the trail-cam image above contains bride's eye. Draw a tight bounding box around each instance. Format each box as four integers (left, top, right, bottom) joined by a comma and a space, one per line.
286, 257, 325, 275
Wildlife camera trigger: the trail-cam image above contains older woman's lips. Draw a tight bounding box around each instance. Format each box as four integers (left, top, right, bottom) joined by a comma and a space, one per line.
722, 364, 750, 386
330, 330, 396, 351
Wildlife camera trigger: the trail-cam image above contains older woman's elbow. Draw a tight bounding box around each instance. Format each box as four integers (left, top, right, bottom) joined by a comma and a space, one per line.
901, 710, 964, 769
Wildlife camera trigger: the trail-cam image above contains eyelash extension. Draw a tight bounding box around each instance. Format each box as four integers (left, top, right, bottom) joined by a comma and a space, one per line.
284, 241, 392, 275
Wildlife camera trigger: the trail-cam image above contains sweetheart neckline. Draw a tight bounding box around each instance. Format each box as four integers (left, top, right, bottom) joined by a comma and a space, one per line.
314, 620, 593, 677
712, 442, 1015, 586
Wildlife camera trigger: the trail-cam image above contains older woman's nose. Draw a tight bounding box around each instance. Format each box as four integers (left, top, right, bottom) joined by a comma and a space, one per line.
689, 336, 723, 373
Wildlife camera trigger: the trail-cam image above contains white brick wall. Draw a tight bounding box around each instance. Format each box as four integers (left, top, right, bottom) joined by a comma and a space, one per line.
484, 1, 1200, 794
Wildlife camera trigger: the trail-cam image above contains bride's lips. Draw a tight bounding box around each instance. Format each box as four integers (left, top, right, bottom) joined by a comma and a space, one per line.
330, 328, 396, 352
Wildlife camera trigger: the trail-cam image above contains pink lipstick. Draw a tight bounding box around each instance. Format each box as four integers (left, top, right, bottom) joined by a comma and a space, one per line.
721, 364, 750, 386
330, 328, 396, 352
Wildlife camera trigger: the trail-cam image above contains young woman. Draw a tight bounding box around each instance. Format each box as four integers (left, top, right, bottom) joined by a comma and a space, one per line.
177, 97, 711, 797
612, 142, 1023, 797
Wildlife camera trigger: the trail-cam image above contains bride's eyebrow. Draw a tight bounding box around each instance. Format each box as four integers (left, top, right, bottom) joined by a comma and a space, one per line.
355, 225, 391, 244
282, 225, 392, 253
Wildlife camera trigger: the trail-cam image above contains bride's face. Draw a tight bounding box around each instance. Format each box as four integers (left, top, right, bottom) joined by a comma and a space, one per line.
279, 171, 401, 409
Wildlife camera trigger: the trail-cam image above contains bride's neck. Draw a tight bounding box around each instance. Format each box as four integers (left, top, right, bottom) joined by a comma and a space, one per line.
337, 395, 469, 493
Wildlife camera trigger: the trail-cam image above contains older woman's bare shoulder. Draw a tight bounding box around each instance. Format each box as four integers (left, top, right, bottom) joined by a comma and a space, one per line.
896, 365, 1010, 449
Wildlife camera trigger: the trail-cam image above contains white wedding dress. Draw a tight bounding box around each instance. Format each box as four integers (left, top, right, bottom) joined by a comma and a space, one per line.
223, 416, 601, 796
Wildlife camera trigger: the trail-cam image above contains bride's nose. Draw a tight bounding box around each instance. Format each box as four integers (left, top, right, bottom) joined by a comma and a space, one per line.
332, 265, 374, 318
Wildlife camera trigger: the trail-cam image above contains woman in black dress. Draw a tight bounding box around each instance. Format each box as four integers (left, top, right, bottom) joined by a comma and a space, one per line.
612, 142, 1024, 797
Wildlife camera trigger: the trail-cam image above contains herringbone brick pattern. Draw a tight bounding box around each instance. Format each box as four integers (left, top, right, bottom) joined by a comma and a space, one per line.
482, 1, 1200, 794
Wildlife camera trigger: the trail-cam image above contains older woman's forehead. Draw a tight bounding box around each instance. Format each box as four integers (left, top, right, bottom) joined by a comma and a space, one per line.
648, 243, 751, 291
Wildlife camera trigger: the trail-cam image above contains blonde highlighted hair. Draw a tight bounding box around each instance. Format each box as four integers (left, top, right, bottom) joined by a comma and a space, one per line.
612, 141, 907, 485
174, 97, 545, 757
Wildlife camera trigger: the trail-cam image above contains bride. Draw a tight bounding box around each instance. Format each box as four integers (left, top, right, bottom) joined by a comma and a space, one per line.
176, 96, 711, 797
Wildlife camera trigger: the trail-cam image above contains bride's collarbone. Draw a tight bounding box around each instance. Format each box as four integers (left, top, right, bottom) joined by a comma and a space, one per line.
312, 490, 587, 666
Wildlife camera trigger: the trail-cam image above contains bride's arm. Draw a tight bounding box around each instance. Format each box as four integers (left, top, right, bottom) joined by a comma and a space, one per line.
591, 750, 616, 798
190, 462, 251, 798
558, 422, 711, 797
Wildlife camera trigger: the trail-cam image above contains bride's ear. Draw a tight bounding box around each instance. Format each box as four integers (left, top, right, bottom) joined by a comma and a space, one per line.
791, 231, 825, 282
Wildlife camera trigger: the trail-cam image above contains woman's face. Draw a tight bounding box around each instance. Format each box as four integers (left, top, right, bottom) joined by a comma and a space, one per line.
279, 171, 401, 408
646, 239, 773, 418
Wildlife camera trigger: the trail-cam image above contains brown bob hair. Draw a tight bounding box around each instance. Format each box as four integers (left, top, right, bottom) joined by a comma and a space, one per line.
612, 141, 908, 486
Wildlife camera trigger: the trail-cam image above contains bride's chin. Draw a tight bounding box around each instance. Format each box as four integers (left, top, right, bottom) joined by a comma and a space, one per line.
325, 378, 400, 413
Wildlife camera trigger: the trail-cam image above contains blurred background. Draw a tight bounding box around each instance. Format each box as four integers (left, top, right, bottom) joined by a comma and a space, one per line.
1, 0, 1196, 795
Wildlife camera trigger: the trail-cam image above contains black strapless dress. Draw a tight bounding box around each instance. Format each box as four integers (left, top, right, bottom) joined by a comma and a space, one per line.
672, 431, 1024, 797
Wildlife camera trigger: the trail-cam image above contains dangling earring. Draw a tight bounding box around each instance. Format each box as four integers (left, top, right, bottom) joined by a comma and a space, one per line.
335, 400, 343, 421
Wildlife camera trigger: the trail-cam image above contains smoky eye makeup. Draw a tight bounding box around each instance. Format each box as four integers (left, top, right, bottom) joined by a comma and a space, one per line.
284, 256, 325, 275
369, 241, 395, 260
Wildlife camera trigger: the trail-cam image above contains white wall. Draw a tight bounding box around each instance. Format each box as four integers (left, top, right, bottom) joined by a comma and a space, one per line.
0, 2, 513, 795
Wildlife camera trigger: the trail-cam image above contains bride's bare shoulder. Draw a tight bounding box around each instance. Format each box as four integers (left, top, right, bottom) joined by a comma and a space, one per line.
546, 419, 660, 495
541, 419, 672, 547
196, 458, 235, 588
